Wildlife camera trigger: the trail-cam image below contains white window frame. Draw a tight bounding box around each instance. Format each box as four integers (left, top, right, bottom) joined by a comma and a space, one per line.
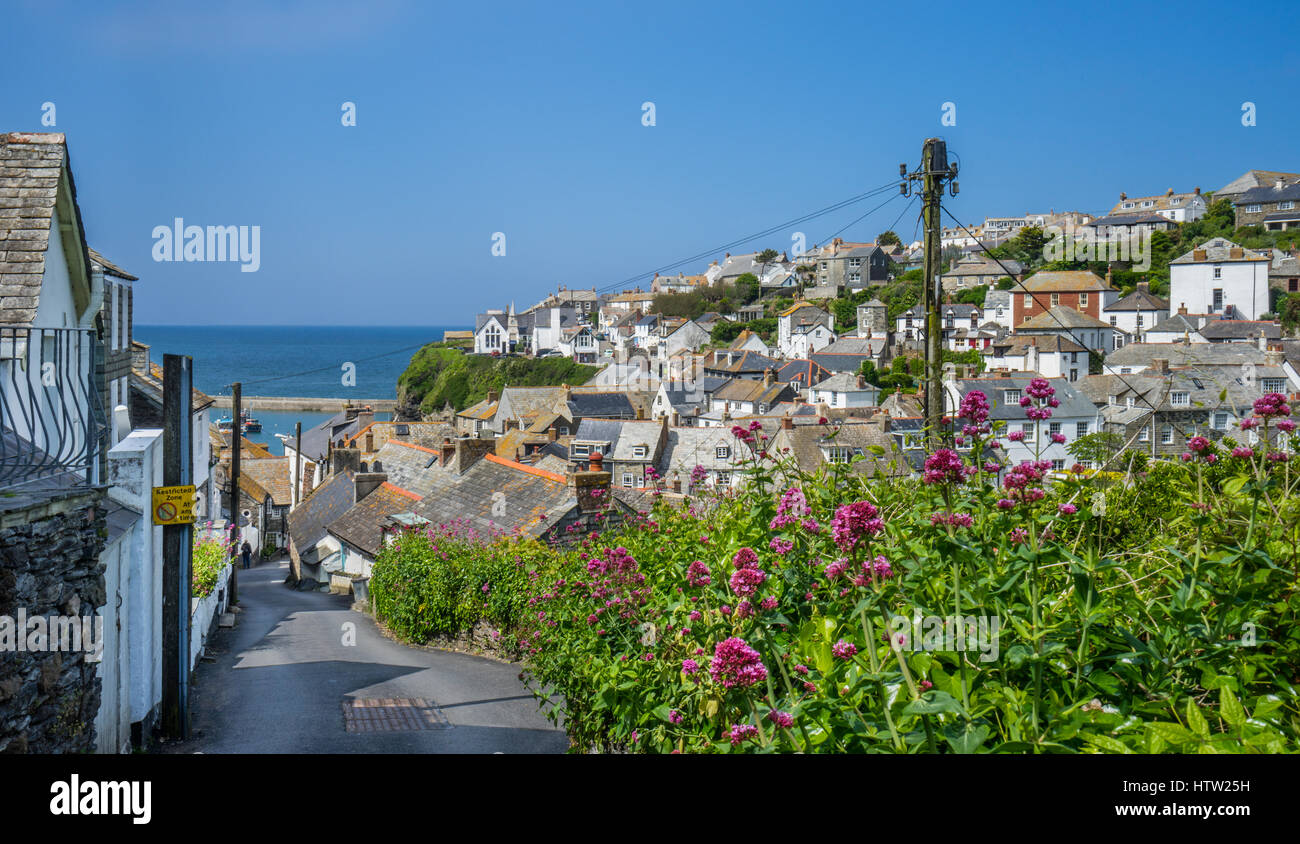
1171, 391, 1190, 407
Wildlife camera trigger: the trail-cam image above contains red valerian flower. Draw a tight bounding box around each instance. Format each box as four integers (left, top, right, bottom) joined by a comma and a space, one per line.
830, 501, 885, 552
710, 637, 768, 689
922, 448, 966, 485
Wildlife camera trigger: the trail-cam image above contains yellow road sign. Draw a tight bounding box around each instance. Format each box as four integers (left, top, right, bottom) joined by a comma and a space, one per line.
152, 485, 197, 525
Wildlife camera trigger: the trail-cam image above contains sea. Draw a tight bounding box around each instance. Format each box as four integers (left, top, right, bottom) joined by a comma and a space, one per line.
134, 325, 465, 455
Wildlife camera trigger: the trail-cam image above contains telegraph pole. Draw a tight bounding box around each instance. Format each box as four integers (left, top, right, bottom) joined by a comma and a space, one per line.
228, 382, 241, 605
904, 138, 958, 442
161, 354, 193, 739
293, 421, 303, 509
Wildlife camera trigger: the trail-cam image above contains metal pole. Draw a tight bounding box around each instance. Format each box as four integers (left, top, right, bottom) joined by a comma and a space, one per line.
161, 353, 192, 739
294, 421, 303, 510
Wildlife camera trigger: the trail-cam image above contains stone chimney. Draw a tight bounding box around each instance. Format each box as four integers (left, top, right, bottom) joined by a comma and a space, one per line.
1178, 303, 1188, 315
333, 446, 360, 476
354, 472, 388, 503
504, 418, 519, 432
364, 430, 374, 453
454, 437, 494, 474
856, 374, 866, 389
1193, 248, 1207, 261
487, 390, 500, 404
636, 405, 645, 420
781, 415, 794, 430
548, 427, 558, 442
131, 342, 150, 373
1229, 246, 1244, 259
1137, 281, 1149, 294
439, 437, 454, 467
570, 452, 612, 513
1119, 192, 1127, 201
1266, 348, 1284, 366
764, 368, 774, 387
1166, 188, 1175, 197
1258, 333, 1268, 351
1194, 186, 1201, 195
301, 466, 315, 500
671, 477, 682, 493
1152, 358, 1169, 375
670, 410, 680, 427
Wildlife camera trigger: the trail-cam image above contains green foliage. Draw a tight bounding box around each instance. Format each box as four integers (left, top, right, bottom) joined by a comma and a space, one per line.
877, 230, 901, 247
954, 285, 988, 307
859, 360, 879, 386
652, 291, 705, 319
733, 273, 761, 304
397, 345, 598, 415
831, 298, 857, 330
996, 277, 1015, 290
1280, 293, 1300, 334
370, 428, 1300, 753
192, 534, 231, 598
942, 349, 985, 374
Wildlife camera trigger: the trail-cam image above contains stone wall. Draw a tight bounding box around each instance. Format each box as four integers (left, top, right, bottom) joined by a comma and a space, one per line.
0, 490, 108, 754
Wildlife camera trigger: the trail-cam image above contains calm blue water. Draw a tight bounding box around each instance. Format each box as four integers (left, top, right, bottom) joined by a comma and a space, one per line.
136, 325, 464, 455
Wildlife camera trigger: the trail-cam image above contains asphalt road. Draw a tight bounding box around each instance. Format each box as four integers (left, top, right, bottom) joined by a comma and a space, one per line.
163, 560, 568, 754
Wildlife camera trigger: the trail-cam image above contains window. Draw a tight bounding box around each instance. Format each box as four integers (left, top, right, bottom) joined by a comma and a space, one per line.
849, 272, 861, 283
1262, 378, 1287, 393
1070, 369, 1079, 381
1212, 289, 1224, 311
1108, 395, 1118, 406
1126, 397, 1135, 408
1214, 412, 1229, 429
1021, 422, 1035, 441
715, 446, 730, 460
1049, 422, 1062, 437
1171, 391, 1189, 406
1161, 426, 1173, 445
1052, 459, 1066, 471
1079, 292, 1088, 307
1138, 427, 1149, 442
1245, 204, 1262, 213
1110, 316, 1118, 326
1024, 294, 1033, 308
1213, 266, 1222, 279
849, 258, 862, 268
622, 473, 634, 488
1290, 279, 1298, 292
716, 472, 731, 486
632, 445, 647, 459
1136, 314, 1144, 328
1120, 367, 1132, 374
1142, 200, 1154, 208
1004, 389, 1021, 404
572, 443, 590, 457
557, 426, 569, 436
1050, 293, 1060, 307
1281, 201, 1295, 211
1076, 421, 1089, 438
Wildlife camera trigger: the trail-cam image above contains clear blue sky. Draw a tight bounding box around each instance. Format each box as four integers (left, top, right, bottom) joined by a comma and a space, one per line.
2, 0, 1296, 326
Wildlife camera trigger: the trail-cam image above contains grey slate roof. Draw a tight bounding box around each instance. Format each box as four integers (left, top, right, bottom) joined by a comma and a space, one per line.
1236, 182, 1300, 205
411, 455, 580, 538
1198, 320, 1281, 341
0, 132, 90, 326
1170, 239, 1270, 264
288, 470, 356, 552
566, 391, 635, 419
1104, 342, 1269, 369
955, 376, 1096, 420
1105, 286, 1169, 312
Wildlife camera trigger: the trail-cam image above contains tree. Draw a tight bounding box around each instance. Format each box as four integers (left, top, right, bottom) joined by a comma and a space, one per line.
733, 272, 760, 304
859, 359, 880, 386
877, 230, 901, 248
832, 298, 857, 330
711, 321, 746, 343
1067, 431, 1126, 469
955, 284, 988, 307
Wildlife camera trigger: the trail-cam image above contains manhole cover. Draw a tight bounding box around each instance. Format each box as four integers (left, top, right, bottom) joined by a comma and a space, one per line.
342, 698, 450, 733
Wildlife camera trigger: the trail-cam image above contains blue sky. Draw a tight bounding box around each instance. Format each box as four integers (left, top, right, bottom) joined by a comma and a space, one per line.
2, 0, 1296, 326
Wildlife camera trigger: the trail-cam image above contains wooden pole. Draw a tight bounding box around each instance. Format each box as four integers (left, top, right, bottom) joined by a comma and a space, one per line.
228, 382, 240, 605
921, 138, 947, 443
161, 354, 193, 739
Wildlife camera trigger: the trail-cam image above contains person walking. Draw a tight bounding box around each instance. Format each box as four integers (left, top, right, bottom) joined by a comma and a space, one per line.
240, 540, 252, 569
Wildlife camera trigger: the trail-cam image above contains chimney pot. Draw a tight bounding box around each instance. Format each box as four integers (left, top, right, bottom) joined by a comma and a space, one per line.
589, 451, 603, 472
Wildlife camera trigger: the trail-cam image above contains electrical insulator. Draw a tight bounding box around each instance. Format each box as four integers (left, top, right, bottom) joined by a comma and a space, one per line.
900, 182, 907, 195
899, 163, 907, 176
951, 181, 959, 195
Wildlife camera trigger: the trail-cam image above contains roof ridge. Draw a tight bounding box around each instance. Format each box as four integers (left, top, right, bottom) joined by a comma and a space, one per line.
483, 452, 567, 483
381, 482, 422, 501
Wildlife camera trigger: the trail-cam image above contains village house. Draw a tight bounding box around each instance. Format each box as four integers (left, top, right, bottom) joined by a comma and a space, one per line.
707, 371, 797, 418
1014, 306, 1115, 358
776, 359, 831, 393
1109, 188, 1207, 223
800, 239, 891, 290
1102, 341, 1277, 375
776, 302, 835, 358
1168, 239, 1271, 320
945, 375, 1099, 472
1269, 253, 1300, 295
807, 372, 880, 408
987, 335, 1090, 381
983, 289, 1014, 331
1102, 282, 1169, 347
1215, 170, 1300, 206
809, 337, 882, 375
1011, 270, 1119, 327
569, 417, 670, 489
473, 308, 511, 354
1232, 178, 1300, 230
1084, 212, 1174, 239
766, 416, 904, 479
659, 425, 751, 491
940, 254, 1021, 292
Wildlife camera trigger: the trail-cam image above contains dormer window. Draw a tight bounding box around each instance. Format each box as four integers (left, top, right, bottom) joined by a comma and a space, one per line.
633, 445, 648, 459
716, 446, 731, 459
1004, 389, 1021, 404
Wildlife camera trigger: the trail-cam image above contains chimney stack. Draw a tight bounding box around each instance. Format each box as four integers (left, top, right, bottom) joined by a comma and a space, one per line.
454, 436, 494, 474
1178, 303, 1188, 315
781, 415, 793, 430
1193, 248, 1207, 261
354, 472, 388, 503
1229, 246, 1244, 259
440, 437, 454, 467
569, 452, 611, 514
764, 368, 774, 387
1152, 358, 1169, 375
332, 446, 360, 476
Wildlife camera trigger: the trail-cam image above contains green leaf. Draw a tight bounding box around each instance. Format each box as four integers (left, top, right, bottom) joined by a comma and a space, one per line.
1186, 699, 1210, 739
1081, 732, 1133, 754
944, 722, 989, 754
1146, 721, 1196, 746
903, 691, 966, 718
1219, 687, 1245, 730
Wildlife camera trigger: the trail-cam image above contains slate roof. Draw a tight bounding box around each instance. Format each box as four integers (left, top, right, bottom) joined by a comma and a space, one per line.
328, 482, 423, 556
1087, 212, 1173, 226
812, 372, 875, 392
1236, 182, 1300, 206
1198, 320, 1281, 341
660, 426, 749, 477
1105, 286, 1170, 312
712, 378, 791, 407
609, 420, 666, 462
566, 391, 635, 419
1017, 306, 1112, 331
299, 409, 375, 461
240, 457, 293, 507
1104, 342, 1269, 369
992, 334, 1089, 355
1013, 271, 1111, 293
411, 454, 578, 538
1144, 313, 1204, 336
87, 247, 137, 281
1217, 170, 1300, 198
287, 470, 355, 552
703, 349, 780, 374
0, 133, 91, 326
776, 359, 830, 385
370, 439, 444, 496
1170, 239, 1270, 264
767, 420, 904, 477
571, 418, 625, 453
809, 352, 877, 373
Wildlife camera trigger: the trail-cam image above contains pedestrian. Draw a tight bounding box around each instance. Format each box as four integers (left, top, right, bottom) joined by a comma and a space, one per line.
240, 540, 252, 569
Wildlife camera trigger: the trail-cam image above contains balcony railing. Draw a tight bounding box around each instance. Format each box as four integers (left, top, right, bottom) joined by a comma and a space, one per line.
0, 326, 106, 489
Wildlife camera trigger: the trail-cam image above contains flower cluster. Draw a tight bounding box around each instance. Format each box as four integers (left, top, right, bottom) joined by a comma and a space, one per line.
686, 560, 711, 587
931, 511, 974, 528
1254, 393, 1292, 418
922, 448, 969, 485
729, 565, 767, 598
728, 723, 759, 745
770, 486, 811, 529
710, 637, 768, 689
830, 501, 885, 552
831, 639, 858, 659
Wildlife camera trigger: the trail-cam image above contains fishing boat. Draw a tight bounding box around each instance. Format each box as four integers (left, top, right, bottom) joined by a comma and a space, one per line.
240, 408, 262, 433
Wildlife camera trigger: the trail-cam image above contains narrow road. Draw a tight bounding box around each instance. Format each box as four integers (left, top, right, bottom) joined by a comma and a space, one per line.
164, 561, 568, 753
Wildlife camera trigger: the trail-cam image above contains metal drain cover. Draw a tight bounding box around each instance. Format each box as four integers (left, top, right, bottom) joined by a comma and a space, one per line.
342, 697, 450, 733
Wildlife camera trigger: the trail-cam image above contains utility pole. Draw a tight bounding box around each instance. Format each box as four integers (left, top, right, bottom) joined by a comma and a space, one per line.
161, 354, 193, 739
904, 138, 958, 442
293, 421, 303, 509
228, 382, 241, 605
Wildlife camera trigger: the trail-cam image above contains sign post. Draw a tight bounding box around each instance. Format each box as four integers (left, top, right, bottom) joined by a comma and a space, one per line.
160, 354, 193, 740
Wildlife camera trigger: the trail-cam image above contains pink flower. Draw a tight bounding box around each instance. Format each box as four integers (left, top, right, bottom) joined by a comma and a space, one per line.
1009, 527, 1028, 544
1232, 447, 1254, 458
1278, 419, 1298, 433
1007, 430, 1025, 442
1240, 417, 1259, 431
729, 565, 766, 597
710, 638, 768, 689
769, 537, 794, 556
997, 498, 1016, 510
682, 659, 700, 675
1058, 503, 1077, 515
793, 664, 809, 675
1187, 435, 1210, 453
759, 596, 778, 610
686, 560, 711, 587
669, 709, 683, 724
732, 547, 760, 569
1050, 433, 1066, 444
922, 448, 966, 485
831, 639, 858, 659
831, 501, 885, 552
1254, 393, 1291, 418
729, 724, 759, 745
768, 710, 794, 729
959, 390, 990, 425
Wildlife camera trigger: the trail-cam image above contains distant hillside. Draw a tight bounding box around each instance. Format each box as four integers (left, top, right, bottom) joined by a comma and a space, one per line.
395, 344, 600, 418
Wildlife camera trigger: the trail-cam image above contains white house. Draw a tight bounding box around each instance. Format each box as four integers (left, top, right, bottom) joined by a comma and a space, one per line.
1014, 306, 1115, 356
987, 335, 1090, 381
1169, 239, 1272, 321
944, 375, 1101, 473
1109, 189, 1207, 223
984, 290, 1015, 332
1102, 282, 1169, 347
777, 303, 835, 358
807, 372, 880, 408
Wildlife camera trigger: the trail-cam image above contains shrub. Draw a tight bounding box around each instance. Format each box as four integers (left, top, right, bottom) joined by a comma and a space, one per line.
192, 533, 232, 598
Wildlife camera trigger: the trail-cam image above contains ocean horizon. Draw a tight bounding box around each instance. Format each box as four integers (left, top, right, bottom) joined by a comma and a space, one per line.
135, 324, 467, 455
